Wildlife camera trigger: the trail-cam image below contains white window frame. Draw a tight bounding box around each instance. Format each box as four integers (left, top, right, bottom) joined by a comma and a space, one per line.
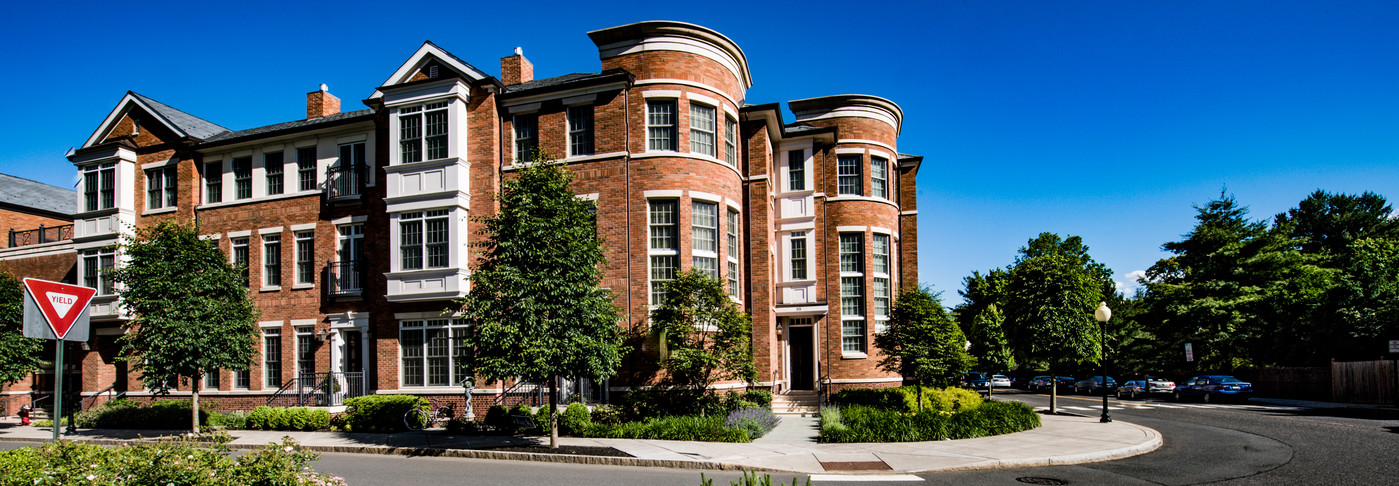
262, 233, 282, 289
646, 100, 678, 151
726, 209, 740, 298
840, 232, 866, 356
397, 210, 450, 271
788, 150, 807, 192
81, 247, 116, 296
399, 101, 450, 163
203, 160, 222, 204
232, 157, 253, 200
648, 199, 679, 305
871, 156, 888, 200
837, 154, 862, 196
265, 151, 285, 196
790, 231, 808, 281
145, 165, 177, 210
691, 201, 719, 279
567, 105, 594, 157
295, 230, 315, 286
82, 163, 116, 212
690, 102, 716, 157
262, 328, 282, 390
296, 147, 317, 192
231, 237, 250, 285
724, 115, 738, 166
295, 326, 315, 380
514, 113, 538, 163
398, 319, 472, 388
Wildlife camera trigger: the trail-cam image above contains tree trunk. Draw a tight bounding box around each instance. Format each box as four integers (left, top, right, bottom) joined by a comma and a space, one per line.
1049, 366, 1057, 414
192, 374, 201, 434
916, 380, 924, 411
549, 374, 559, 449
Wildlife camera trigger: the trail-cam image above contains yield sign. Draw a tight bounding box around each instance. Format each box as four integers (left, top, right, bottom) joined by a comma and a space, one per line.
22, 278, 97, 339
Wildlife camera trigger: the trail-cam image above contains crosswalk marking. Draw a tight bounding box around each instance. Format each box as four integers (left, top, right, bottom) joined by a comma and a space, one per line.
809, 474, 925, 482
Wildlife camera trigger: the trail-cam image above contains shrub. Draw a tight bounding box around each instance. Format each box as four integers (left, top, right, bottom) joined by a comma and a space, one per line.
343, 395, 427, 433
534, 403, 557, 433
740, 390, 773, 408
246, 406, 274, 430
561, 402, 592, 435
818, 401, 1040, 443
589, 404, 624, 426
725, 406, 779, 439
288, 407, 311, 431
0, 432, 344, 485
578, 415, 751, 442
308, 408, 331, 431
484, 405, 512, 430
207, 410, 248, 430
829, 386, 982, 412
72, 398, 210, 430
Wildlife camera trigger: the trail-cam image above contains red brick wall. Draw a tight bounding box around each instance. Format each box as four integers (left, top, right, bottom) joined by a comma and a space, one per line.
1, 207, 71, 249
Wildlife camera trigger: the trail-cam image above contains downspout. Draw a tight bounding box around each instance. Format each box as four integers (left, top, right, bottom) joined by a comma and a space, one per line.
820, 143, 831, 399
624, 88, 633, 329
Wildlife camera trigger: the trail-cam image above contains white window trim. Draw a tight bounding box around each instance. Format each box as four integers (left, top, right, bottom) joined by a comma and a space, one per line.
397, 319, 472, 388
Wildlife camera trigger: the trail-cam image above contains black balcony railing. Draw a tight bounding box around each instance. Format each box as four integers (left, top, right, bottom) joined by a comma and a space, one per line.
327, 260, 362, 296
7, 224, 73, 248
325, 164, 367, 200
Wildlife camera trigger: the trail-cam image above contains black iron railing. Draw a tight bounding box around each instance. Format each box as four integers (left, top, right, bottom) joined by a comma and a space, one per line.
326, 260, 362, 295
8, 224, 73, 248
325, 165, 366, 200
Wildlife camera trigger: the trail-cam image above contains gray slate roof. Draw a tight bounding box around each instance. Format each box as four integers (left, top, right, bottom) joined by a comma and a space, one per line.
0, 173, 76, 216
202, 109, 375, 144
505, 73, 607, 93
129, 92, 230, 140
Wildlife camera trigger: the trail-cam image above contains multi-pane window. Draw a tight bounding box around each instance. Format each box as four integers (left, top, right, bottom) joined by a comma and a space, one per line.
837, 155, 862, 195
399, 101, 449, 163
203, 370, 219, 390
873, 234, 891, 275
400, 210, 449, 270
726, 209, 740, 297
296, 327, 314, 378
233, 157, 253, 199
568, 105, 594, 156
263, 329, 282, 389
265, 152, 284, 195
871, 156, 888, 199
788, 151, 806, 191
295, 231, 314, 285
724, 116, 738, 166
399, 320, 472, 387
842, 277, 866, 353
840, 233, 864, 273
297, 147, 316, 191
649, 200, 678, 305
232, 237, 249, 284
81, 248, 115, 295
514, 114, 538, 162
83, 163, 115, 212
690, 103, 716, 157
204, 162, 222, 203
692, 201, 718, 278
646, 100, 677, 151
790, 231, 808, 280
234, 369, 250, 389
263, 234, 281, 287
873, 277, 891, 329
145, 166, 176, 210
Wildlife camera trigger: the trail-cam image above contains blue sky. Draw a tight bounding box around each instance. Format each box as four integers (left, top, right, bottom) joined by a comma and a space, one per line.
4, 1, 1397, 304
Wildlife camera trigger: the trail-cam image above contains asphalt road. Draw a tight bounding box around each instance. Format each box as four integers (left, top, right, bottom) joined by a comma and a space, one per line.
3, 391, 1396, 485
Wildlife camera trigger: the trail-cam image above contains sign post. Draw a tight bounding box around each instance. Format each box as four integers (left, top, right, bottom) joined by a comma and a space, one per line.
1184, 343, 1194, 363
22, 279, 97, 441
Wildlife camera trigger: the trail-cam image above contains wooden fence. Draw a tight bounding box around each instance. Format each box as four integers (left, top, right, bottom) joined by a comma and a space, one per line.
1235, 366, 1330, 400
1331, 359, 1399, 406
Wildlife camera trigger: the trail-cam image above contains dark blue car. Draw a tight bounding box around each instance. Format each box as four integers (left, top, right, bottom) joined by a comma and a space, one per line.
1173, 375, 1253, 403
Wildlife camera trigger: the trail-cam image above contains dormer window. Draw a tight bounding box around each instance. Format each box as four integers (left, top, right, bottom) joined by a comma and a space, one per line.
399, 101, 449, 163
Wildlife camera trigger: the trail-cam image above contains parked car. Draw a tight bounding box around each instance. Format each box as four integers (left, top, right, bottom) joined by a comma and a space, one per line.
990, 375, 1012, 388
960, 372, 990, 389
1073, 376, 1118, 395
1145, 377, 1176, 395
1030, 376, 1076, 393
1117, 380, 1147, 399
1174, 375, 1252, 403
1054, 376, 1077, 392
1009, 375, 1030, 389
1028, 376, 1052, 392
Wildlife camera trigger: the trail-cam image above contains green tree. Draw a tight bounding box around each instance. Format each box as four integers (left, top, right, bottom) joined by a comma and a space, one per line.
965, 303, 1014, 372
874, 287, 971, 409
1274, 190, 1398, 260
1002, 232, 1107, 413
651, 270, 757, 397
0, 271, 45, 384
112, 220, 259, 432
458, 157, 625, 448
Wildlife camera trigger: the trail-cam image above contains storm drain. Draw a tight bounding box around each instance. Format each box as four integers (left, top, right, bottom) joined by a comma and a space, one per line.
1015, 477, 1069, 485
819, 460, 893, 471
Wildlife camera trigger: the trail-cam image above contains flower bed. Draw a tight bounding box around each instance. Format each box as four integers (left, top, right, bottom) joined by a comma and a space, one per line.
819, 400, 1040, 443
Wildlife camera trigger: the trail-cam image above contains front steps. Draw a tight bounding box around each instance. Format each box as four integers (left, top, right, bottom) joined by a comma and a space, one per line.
771, 390, 820, 417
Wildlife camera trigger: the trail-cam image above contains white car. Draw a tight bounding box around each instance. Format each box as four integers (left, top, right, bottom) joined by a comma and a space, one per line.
990, 375, 1012, 388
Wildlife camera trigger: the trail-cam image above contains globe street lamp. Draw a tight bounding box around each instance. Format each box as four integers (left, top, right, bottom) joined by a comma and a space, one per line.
1095, 302, 1112, 423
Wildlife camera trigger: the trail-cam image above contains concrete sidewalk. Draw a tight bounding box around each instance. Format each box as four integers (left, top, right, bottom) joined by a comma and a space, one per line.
0, 413, 1160, 474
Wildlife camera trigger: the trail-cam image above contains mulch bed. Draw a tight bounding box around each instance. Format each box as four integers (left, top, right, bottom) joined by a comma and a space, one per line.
479, 444, 633, 457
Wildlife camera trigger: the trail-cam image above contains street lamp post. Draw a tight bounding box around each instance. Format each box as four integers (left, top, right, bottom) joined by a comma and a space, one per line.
1095, 302, 1112, 423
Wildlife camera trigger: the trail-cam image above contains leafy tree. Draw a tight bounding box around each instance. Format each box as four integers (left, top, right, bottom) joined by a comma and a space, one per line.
112, 220, 259, 432
1002, 232, 1107, 413
965, 304, 1014, 372
651, 270, 757, 398
1332, 238, 1399, 359
874, 287, 971, 409
458, 157, 625, 448
0, 270, 45, 384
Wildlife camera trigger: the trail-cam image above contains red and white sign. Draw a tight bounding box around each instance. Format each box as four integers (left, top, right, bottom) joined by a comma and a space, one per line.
22, 279, 97, 339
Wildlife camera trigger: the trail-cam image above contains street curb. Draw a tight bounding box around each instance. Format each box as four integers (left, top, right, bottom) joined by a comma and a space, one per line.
908, 421, 1164, 473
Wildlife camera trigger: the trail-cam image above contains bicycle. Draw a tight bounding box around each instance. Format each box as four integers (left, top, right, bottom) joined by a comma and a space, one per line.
403, 397, 454, 431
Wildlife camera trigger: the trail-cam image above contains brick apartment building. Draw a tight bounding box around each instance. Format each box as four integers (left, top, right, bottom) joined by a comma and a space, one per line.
0, 20, 920, 413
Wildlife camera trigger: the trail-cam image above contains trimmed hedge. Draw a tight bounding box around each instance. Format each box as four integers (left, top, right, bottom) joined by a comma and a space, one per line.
617, 389, 775, 420
819, 400, 1040, 443
342, 394, 426, 433
829, 386, 983, 412
243, 406, 330, 431
73, 399, 211, 430
577, 415, 751, 442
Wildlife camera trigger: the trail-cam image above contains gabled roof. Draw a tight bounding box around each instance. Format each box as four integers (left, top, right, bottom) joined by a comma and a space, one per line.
0, 173, 76, 217
370, 41, 493, 99
83, 92, 230, 148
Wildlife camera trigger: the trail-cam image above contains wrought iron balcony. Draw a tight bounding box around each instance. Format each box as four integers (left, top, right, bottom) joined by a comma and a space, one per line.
326, 260, 362, 296
325, 164, 367, 201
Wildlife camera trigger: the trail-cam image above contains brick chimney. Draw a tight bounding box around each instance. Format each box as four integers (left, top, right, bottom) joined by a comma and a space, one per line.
500, 47, 533, 85
306, 84, 341, 119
